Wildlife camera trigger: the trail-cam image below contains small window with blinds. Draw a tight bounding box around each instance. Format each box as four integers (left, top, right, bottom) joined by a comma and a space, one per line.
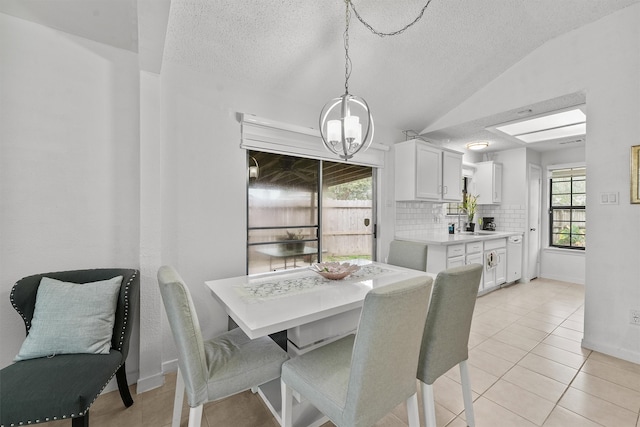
549, 166, 586, 249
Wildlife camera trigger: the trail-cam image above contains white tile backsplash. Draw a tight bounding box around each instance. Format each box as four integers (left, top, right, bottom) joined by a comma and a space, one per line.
478, 204, 527, 233
395, 202, 527, 234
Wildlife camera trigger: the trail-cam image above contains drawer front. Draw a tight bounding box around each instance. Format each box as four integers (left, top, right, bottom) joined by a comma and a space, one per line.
466, 241, 483, 254
447, 255, 465, 268
447, 244, 465, 257
484, 238, 507, 250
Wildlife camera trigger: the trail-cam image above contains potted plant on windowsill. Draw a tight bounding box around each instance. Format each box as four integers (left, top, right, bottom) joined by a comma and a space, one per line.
463, 194, 478, 232
281, 230, 305, 252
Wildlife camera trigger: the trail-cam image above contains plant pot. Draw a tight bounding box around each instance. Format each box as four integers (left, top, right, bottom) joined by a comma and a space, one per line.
284, 241, 305, 252
466, 223, 476, 232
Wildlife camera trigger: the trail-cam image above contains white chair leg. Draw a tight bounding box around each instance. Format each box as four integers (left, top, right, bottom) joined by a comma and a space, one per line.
172, 368, 186, 427
281, 379, 293, 427
459, 360, 475, 427
420, 380, 437, 427
187, 405, 203, 427
406, 392, 420, 427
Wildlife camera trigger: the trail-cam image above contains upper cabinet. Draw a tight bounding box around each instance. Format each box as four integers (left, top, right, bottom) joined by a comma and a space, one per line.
395, 139, 463, 202
475, 161, 503, 204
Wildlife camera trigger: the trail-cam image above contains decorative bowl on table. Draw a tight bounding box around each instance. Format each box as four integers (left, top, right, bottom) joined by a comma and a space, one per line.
310, 262, 360, 280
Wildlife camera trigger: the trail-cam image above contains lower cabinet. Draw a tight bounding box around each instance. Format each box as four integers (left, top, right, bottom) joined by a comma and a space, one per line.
446, 244, 465, 268
483, 241, 507, 293
424, 237, 508, 295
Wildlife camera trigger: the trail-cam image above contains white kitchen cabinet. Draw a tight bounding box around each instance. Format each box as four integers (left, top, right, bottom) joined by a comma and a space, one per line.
448, 256, 465, 268
442, 150, 463, 201
483, 238, 507, 292
395, 139, 463, 202
475, 161, 503, 204
446, 244, 465, 268
496, 248, 507, 285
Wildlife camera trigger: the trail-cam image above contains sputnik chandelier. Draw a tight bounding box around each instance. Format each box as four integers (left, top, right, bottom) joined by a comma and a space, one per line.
319, 0, 434, 161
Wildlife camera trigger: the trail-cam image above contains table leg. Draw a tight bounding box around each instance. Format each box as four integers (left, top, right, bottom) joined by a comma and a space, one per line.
257, 378, 327, 427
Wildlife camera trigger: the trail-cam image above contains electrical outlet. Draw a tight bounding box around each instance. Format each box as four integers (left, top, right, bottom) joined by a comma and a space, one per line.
631, 310, 640, 325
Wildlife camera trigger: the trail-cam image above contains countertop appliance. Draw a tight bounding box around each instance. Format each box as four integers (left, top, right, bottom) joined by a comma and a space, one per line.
507, 235, 523, 282
482, 217, 496, 230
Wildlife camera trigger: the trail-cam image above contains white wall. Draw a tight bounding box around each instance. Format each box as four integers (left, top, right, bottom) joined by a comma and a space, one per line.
0, 14, 141, 370
144, 56, 401, 383
420, 5, 640, 363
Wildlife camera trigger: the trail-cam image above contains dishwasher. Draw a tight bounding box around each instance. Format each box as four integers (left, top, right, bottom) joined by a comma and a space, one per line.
507, 235, 523, 283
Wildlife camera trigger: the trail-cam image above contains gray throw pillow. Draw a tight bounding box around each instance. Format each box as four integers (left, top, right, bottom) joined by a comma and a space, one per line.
14, 275, 123, 361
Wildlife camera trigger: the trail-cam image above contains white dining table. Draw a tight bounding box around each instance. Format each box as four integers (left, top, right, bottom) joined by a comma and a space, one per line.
205, 259, 435, 427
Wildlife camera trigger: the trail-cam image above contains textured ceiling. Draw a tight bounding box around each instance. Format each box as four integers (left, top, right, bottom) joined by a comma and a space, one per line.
3, 0, 639, 152
162, 0, 639, 151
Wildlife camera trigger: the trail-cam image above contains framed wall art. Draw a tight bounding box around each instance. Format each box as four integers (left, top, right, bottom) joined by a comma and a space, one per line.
631, 145, 640, 204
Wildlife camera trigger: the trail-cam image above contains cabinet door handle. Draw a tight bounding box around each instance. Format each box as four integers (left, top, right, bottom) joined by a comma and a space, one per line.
444, 186, 448, 194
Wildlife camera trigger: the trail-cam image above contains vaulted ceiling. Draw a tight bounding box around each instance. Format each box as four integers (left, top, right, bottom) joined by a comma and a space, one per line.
2, 0, 638, 151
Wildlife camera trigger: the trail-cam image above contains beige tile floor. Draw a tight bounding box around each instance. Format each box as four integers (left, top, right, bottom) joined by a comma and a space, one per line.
39, 278, 640, 427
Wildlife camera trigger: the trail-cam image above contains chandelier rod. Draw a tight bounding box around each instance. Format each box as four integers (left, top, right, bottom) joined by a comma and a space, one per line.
343, 0, 352, 94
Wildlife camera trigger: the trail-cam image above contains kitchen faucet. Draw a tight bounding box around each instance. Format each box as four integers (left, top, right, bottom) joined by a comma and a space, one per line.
457, 208, 465, 232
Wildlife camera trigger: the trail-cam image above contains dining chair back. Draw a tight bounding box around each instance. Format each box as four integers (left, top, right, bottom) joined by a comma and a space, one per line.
387, 239, 428, 271
281, 275, 433, 427
157, 266, 289, 427
417, 263, 483, 427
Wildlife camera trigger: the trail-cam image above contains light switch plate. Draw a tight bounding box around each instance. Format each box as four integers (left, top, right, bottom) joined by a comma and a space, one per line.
600, 192, 619, 204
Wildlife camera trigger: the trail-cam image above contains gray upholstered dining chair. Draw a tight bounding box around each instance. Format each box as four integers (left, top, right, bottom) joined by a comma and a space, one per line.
280, 275, 433, 427
417, 263, 483, 427
0, 268, 139, 427
387, 239, 428, 271
157, 266, 289, 427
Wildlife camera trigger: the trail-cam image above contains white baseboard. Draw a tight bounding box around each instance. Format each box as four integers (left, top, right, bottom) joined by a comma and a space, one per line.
136, 359, 179, 393
103, 359, 179, 395
136, 371, 165, 394
582, 338, 640, 365
539, 273, 585, 285
102, 369, 139, 394
162, 358, 178, 373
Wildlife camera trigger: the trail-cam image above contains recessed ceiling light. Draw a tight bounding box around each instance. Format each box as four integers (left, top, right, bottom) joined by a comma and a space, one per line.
466, 141, 489, 151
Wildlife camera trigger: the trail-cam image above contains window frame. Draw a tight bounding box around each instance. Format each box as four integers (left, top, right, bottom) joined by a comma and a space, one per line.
548, 166, 586, 250
246, 150, 377, 274
445, 176, 469, 216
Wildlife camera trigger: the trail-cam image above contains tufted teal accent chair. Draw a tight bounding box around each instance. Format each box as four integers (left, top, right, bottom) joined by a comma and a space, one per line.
0, 268, 139, 427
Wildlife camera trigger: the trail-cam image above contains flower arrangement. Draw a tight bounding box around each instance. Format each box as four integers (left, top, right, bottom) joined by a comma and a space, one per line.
463, 194, 478, 224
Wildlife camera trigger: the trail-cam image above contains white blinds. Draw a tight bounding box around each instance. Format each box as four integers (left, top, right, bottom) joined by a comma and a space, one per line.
550, 166, 586, 179
239, 113, 387, 168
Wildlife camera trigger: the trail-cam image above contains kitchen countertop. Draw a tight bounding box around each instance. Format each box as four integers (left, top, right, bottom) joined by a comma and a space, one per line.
395, 230, 522, 246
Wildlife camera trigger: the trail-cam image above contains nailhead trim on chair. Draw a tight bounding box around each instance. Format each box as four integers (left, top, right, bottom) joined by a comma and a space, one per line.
0, 358, 125, 427
2, 270, 137, 427
9, 283, 30, 331
116, 271, 136, 351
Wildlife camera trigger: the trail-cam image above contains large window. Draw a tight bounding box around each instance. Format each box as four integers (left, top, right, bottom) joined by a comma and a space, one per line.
549, 167, 586, 249
247, 151, 375, 274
